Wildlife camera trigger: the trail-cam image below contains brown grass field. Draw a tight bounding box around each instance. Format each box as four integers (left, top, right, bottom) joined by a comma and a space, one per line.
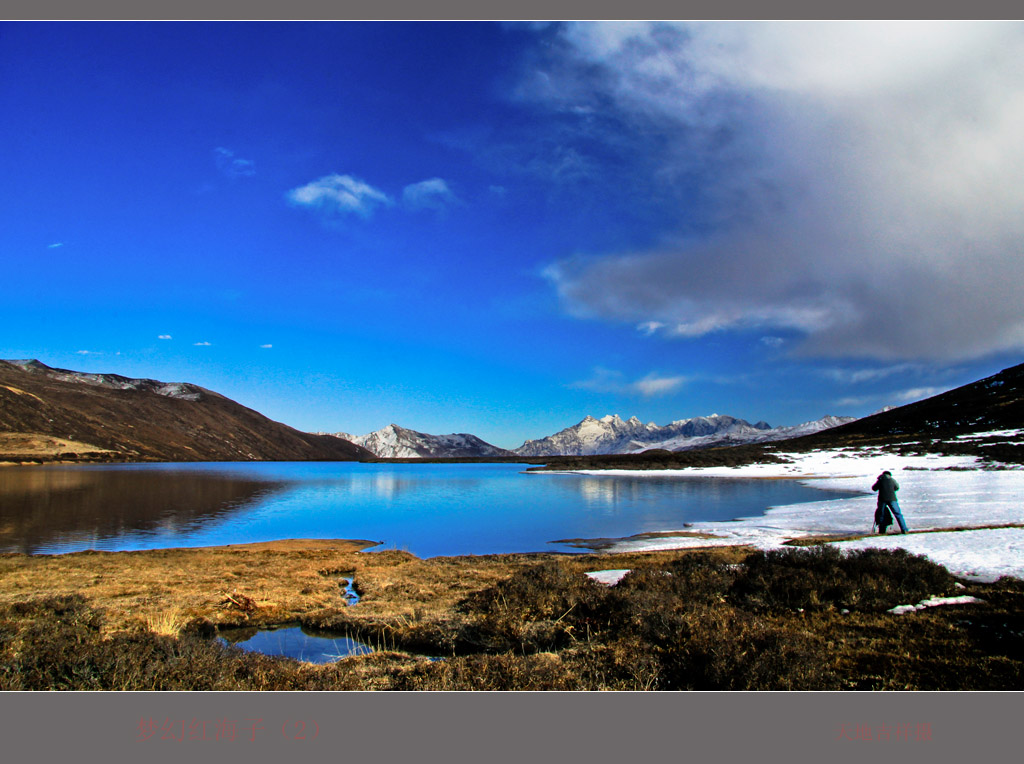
1, 537, 1022, 691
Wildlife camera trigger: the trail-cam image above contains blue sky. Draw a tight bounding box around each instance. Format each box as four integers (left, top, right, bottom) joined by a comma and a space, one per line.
3, 21, 1023, 449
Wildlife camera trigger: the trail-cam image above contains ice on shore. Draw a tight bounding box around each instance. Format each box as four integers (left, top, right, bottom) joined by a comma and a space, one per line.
887, 595, 985, 615
545, 448, 1024, 582
585, 569, 632, 586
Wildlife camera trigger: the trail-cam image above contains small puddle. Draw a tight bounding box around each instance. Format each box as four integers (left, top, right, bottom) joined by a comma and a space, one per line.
340, 576, 359, 605
219, 623, 373, 664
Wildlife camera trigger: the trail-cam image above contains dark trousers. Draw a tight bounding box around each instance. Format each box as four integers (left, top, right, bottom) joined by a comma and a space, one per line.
880, 500, 908, 534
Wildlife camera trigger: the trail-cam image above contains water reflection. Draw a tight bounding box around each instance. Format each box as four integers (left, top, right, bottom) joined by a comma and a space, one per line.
0, 463, 855, 558
566, 474, 776, 514
0, 466, 288, 554
219, 624, 373, 664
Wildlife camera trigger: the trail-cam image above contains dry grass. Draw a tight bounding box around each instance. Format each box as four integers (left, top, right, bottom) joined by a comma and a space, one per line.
143, 608, 186, 637
0, 432, 117, 462
1, 540, 1021, 691
0, 539, 380, 633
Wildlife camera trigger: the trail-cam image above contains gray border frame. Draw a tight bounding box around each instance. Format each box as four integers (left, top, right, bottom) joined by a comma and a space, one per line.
2, 4, 1021, 762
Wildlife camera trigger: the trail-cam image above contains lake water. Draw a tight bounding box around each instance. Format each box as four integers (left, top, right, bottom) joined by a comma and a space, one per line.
0, 462, 853, 557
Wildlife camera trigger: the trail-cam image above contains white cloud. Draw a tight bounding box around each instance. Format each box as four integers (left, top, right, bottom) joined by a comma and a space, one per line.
402, 178, 457, 211
821, 364, 921, 385
214, 147, 256, 178
533, 21, 1024, 362
894, 386, 946, 403
761, 336, 785, 348
193, 341, 212, 346
158, 335, 172, 340
834, 396, 872, 408
48, 242, 63, 249
76, 350, 99, 355
632, 373, 687, 397
637, 321, 665, 336
286, 174, 393, 219
835, 383, 950, 409
260, 344, 272, 349
572, 367, 688, 398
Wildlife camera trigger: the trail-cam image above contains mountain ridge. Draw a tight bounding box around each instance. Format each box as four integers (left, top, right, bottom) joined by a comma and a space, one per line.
512, 412, 854, 457
0, 359, 372, 463
8, 357, 1019, 467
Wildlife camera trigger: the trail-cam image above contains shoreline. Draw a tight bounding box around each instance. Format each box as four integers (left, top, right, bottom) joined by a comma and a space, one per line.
536, 447, 1024, 581
2, 531, 1021, 691
5, 445, 1024, 580
0, 534, 752, 637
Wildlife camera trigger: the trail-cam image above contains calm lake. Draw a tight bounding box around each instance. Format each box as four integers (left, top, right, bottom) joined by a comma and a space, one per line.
0, 462, 851, 557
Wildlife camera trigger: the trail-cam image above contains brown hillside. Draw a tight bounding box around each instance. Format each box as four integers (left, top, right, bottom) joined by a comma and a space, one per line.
0, 360, 371, 463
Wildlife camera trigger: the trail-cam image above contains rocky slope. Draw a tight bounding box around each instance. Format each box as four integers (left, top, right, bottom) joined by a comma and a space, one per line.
0, 359, 372, 463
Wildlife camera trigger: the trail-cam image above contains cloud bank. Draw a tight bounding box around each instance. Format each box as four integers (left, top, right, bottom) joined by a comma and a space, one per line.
534, 21, 1024, 362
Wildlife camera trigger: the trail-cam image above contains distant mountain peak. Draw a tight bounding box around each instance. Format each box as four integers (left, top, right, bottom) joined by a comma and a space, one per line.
326, 424, 513, 459
513, 411, 857, 457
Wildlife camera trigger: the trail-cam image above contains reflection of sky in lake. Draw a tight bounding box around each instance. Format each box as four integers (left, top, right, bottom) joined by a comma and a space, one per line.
0, 462, 856, 557
219, 625, 373, 664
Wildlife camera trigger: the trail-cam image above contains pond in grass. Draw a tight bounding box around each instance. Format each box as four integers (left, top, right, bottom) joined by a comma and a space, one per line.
0, 461, 856, 556
219, 623, 373, 664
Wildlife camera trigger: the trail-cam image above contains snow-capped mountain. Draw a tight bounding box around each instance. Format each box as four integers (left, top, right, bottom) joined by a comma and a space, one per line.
512, 413, 855, 456
325, 413, 858, 459
326, 424, 513, 459
630, 415, 858, 453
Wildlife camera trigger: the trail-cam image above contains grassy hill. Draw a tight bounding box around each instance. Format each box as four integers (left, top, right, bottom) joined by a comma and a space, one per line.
0, 359, 371, 463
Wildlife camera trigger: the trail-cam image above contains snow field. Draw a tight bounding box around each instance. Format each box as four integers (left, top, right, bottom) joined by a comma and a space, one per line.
547, 448, 1024, 582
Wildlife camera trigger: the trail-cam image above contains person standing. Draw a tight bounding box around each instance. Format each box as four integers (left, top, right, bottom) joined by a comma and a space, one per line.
872, 470, 908, 534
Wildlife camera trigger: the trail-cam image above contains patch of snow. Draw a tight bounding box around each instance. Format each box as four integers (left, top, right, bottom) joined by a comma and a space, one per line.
888, 595, 984, 615
539, 448, 1024, 581
154, 383, 202, 401
585, 569, 631, 586
953, 429, 1024, 441
835, 529, 1024, 583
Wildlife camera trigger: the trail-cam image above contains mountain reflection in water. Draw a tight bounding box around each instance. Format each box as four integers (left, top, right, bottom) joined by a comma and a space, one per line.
0, 465, 288, 554
0, 462, 855, 557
